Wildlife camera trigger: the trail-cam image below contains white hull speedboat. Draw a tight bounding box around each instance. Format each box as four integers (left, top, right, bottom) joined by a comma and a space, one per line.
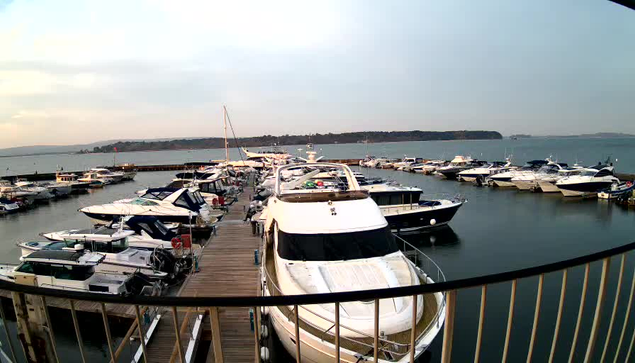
0, 249, 163, 295
556, 166, 619, 198
0, 198, 20, 214
80, 187, 214, 225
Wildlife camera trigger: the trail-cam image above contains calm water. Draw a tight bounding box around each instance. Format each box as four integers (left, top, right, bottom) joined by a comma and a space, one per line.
2, 137, 635, 175
1, 140, 635, 361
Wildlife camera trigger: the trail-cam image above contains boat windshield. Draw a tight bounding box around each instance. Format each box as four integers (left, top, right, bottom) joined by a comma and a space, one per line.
129, 198, 159, 206
17, 262, 93, 281
277, 226, 399, 261
581, 170, 597, 176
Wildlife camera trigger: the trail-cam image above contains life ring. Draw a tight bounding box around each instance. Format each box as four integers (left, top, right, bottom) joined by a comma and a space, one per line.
171, 237, 183, 249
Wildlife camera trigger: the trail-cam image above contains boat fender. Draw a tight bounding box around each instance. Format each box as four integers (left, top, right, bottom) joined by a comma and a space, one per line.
260, 347, 270, 362
430, 219, 437, 226
260, 325, 269, 339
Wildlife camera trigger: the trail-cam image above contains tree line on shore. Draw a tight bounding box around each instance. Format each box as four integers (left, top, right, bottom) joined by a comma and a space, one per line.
92, 130, 502, 153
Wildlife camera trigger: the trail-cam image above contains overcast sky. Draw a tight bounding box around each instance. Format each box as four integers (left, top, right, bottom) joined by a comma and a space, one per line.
0, 0, 634, 148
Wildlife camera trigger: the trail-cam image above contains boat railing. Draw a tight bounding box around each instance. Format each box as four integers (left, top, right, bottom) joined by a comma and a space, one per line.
395, 234, 448, 342
262, 264, 414, 356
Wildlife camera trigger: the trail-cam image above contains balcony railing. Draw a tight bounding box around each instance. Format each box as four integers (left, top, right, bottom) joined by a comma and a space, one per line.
0, 240, 635, 362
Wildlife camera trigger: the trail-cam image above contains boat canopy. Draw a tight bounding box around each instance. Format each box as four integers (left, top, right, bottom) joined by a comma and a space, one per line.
141, 188, 180, 200
125, 216, 177, 241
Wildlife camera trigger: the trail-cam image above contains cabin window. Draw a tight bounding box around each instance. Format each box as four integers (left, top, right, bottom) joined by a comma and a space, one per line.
51, 265, 93, 281
174, 193, 197, 211
277, 226, 399, 261
88, 239, 128, 253
16, 262, 35, 273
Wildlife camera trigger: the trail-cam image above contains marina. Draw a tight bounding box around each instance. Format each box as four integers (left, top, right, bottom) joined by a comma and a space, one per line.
0, 139, 635, 362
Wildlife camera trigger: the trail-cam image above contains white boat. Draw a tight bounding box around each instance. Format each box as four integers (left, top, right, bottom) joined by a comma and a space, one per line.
80, 187, 214, 225
458, 159, 514, 182
261, 163, 445, 362
489, 159, 548, 187
55, 172, 92, 192
90, 168, 126, 183
394, 157, 423, 171
511, 159, 566, 191
414, 160, 447, 174
0, 197, 20, 215
0, 180, 38, 204
0, 249, 163, 295
17, 231, 181, 280
436, 156, 479, 180
14, 180, 54, 201
241, 146, 291, 161
40, 225, 175, 251
536, 165, 584, 193
78, 172, 110, 187
556, 165, 620, 197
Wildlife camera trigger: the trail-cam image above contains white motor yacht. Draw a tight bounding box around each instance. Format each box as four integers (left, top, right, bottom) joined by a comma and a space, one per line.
91, 168, 125, 183
14, 180, 54, 201
435, 156, 476, 179
0, 249, 162, 295
457, 159, 514, 182
55, 172, 91, 192
556, 165, 620, 197
489, 159, 548, 187
261, 163, 445, 362
511, 159, 566, 191
414, 160, 447, 174
80, 187, 214, 225
536, 165, 584, 193
17, 231, 181, 280
78, 172, 110, 187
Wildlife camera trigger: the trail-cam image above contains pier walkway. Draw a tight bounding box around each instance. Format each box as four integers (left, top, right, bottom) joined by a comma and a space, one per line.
145, 192, 261, 362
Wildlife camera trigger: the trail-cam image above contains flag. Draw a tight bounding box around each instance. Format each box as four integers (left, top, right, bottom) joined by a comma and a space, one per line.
114, 147, 118, 152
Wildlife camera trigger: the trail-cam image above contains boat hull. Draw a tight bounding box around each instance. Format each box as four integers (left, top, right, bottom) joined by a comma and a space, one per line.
383, 202, 463, 233
82, 211, 194, 224
557, 181, 615, 197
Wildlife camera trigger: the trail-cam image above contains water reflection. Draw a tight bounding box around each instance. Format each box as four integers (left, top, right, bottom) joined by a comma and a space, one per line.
397, 225, 461, 247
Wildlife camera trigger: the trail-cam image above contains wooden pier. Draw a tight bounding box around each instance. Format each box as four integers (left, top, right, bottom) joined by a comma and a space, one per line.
143, 192, 261, 362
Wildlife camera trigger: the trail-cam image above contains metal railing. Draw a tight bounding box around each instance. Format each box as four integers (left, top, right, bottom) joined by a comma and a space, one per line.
1, 241, 635, 362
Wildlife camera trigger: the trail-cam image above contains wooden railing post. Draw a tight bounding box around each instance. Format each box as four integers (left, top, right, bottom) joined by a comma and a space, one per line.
209, 307, 224, 363
441, 290, 457, 363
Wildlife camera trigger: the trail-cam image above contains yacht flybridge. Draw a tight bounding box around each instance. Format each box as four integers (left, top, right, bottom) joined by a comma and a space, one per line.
261, 163, 445, 362
79, 187, 213, 225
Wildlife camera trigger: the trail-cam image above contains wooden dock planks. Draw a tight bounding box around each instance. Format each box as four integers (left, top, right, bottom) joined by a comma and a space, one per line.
148, 194, 262, 362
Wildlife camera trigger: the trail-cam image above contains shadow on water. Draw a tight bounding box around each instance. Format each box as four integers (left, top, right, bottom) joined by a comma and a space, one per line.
397, 226, 461, 247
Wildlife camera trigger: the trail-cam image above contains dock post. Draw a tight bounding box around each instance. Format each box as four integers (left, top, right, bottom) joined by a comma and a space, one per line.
11, 292, 57, 363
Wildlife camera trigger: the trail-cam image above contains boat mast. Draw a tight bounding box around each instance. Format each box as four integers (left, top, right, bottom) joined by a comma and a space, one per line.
223, 105, 229, 163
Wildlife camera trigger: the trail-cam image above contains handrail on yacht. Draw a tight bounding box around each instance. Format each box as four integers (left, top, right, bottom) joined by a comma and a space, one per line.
262, 264, 413, 355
